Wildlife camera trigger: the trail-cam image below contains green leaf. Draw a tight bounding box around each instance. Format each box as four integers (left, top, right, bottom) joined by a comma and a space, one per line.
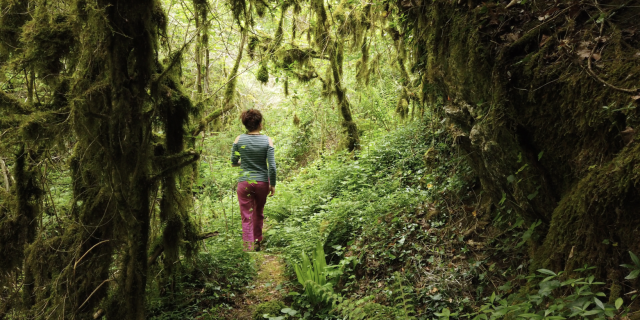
490, 292, 496, 303
507, 175, 515, 183
537, 269, 557, 276
594, 297, 605, 310
537, 151, 544, 161
630, 251, 640, 266
625, 269, 640, 280
615, 297, 623, 309
581, 310, 601, 316
518, 313, 542, 319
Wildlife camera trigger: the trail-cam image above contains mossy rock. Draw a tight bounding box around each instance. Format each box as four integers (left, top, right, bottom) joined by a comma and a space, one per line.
252, 300, 286, 320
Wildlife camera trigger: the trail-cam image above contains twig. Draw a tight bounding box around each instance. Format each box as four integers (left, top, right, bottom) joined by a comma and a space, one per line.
77, 279, 112, 311
74, 240, 110, 270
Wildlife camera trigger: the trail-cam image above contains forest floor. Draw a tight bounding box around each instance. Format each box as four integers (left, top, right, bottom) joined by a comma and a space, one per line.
217, 252, 288, 319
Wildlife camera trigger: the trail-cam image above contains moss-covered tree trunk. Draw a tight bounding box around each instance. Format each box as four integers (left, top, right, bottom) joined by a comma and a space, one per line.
312, 0, 360, 151
329, 40, 360, 151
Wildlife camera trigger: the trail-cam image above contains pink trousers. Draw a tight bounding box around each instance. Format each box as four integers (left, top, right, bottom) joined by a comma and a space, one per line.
237, 181, 270, 251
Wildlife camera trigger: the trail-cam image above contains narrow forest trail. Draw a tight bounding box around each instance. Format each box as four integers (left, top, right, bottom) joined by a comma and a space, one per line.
218, 252, 288, 319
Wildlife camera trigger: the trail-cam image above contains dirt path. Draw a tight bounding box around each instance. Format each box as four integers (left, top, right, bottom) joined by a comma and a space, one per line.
217, 253, 288, 319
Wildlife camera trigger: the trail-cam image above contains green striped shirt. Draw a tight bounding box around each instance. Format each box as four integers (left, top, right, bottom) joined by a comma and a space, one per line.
231, 134, 277, 186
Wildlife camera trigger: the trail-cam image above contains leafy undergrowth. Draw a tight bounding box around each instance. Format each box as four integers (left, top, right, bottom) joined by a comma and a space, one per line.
261, 121, 538, 319
147, 237, 257, 320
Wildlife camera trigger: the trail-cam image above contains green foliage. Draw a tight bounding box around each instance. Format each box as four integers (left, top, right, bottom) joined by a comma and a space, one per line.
148, 239, 256, 320
335, 296, 394, 320
435, 268, 636, 320
334, 274, 416, 320
621, 251, 640, 280
294, 242, 342, 307
253, 301, 286, 320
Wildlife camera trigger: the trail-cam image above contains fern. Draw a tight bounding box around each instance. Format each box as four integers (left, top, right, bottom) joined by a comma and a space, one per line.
393, 272, 417, 320
335, 274, 416, 320
334, 296, 375, 320
306, 280, 343, 306
294, 243, 342, 307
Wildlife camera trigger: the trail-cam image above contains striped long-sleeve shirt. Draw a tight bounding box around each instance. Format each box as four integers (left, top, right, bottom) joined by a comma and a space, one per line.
231, 134, 277, 186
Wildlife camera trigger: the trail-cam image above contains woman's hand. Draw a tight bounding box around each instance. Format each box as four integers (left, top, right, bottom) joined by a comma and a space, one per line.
269, 185, 275, 197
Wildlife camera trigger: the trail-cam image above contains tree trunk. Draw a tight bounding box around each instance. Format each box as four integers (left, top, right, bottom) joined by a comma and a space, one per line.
329, 40, 360, 151
312, 0, 360, 151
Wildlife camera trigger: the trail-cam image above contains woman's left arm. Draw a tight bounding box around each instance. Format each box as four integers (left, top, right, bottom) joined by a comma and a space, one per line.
267, 137, 277, 187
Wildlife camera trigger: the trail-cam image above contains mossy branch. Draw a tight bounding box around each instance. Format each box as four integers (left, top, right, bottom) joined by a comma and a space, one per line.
153, 28, 199, 87
0, 89, 31, 115
147, 231, 219, 265
151, 152, 200, 182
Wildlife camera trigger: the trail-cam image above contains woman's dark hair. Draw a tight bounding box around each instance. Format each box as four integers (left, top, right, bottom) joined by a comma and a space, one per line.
240, 109, 263, 132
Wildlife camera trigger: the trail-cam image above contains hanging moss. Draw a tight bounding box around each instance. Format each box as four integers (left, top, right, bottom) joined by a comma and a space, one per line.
228, 0, 247, 26
257, 63, 269, 83
396, 98, 409, 119
248, 35, 260, 59
0, 0, 29, 62
284, 77, 289, 96
254, 0, 267, 17
355, 35, 370, 86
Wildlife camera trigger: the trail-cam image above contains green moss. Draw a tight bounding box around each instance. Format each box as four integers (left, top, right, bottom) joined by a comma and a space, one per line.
257, 63, 269, 83
254, 0, 267, 17
253, 300, 286, 320
248, 35, 260, 59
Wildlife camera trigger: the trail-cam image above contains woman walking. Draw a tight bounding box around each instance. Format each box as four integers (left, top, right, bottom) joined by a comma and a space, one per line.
231, 109, 276, 251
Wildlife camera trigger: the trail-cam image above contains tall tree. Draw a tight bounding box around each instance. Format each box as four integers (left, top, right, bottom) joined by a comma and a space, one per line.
1, 1, 201, 318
